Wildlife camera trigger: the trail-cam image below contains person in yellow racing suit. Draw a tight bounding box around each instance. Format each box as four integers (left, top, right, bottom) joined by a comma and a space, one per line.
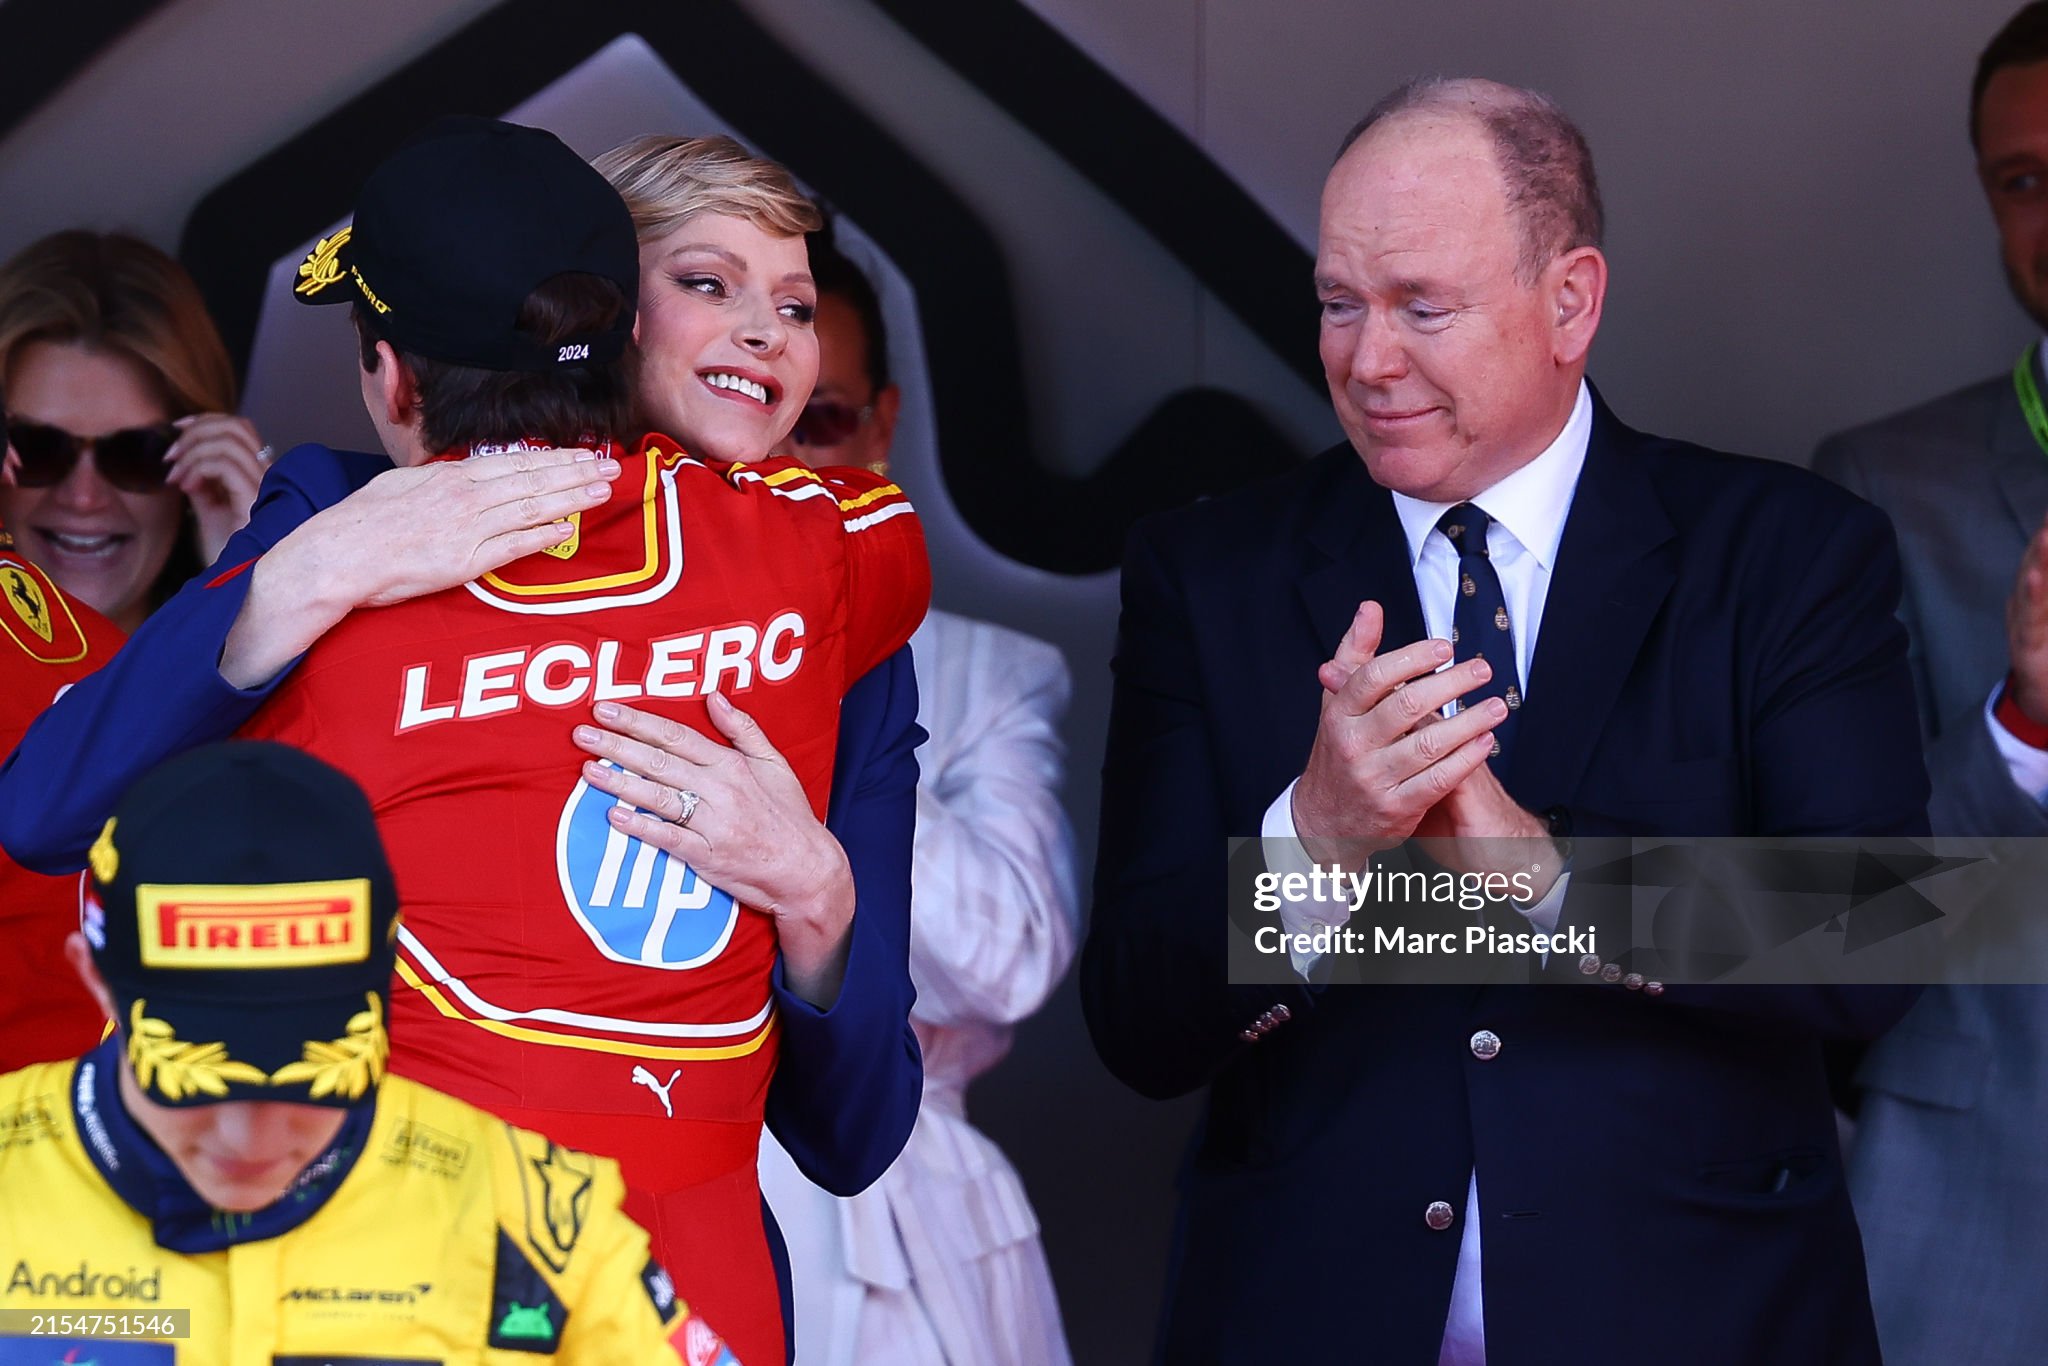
0, 739, 739, 1366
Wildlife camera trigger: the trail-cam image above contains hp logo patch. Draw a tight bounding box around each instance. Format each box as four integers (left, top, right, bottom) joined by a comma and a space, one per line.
555, 766, 739, 969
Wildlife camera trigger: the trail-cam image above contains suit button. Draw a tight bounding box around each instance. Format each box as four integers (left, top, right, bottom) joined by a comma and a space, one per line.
1469, 1029, 1502, 1060
1425, 1200, 1456, 1231
1644, 981, 1665, 997
1600, 963, 1624, 984
1622, 973, 1645, 991
1239, 1028, 1260, 1043
1578, 954, 1603, 976
1269, 1004, 1292, 1024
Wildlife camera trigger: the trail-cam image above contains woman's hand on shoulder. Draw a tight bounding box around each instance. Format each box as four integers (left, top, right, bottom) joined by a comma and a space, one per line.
218, 446, 620, 689
313, 446, 620, 608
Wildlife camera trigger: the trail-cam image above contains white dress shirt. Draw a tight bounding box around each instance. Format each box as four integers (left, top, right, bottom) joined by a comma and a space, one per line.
1259, 379, 1593, 1366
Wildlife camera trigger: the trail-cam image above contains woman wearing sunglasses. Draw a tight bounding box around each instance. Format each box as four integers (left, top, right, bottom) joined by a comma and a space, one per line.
0, 231, 270, 632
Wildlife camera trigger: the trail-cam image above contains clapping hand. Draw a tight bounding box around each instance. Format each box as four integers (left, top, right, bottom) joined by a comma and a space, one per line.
1309, 603, 1554, 890
1291, 600, 1505, 866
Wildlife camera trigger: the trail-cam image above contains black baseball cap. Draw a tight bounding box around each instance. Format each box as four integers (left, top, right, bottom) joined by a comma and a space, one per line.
85, 741, 401, 1109
292, 115, 638, 372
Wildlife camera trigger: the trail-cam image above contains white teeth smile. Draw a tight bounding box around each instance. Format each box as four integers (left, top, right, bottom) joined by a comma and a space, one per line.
43, 531, 122, 556
704, 372, 770, 404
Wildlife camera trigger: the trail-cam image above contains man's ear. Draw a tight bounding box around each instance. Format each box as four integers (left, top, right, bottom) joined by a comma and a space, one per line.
374, 341, 420, 429
1549, 246, 1607, 368
65, 932, 118, 1025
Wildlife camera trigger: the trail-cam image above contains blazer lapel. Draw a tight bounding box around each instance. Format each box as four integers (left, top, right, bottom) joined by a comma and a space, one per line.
1501, 395, 1678, 809
1295, 450, 1428, 662
1989, 370, 2048, 542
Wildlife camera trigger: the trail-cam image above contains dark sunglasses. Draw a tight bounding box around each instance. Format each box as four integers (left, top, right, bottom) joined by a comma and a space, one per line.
5, 417, 178, 493
790, 400, 873, 448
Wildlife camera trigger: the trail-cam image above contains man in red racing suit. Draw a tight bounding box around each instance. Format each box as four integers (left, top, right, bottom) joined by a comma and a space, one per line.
197, 117, 927, 1363
239, 435, 924, 1361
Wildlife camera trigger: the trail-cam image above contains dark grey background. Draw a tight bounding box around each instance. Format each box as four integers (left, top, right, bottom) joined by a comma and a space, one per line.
1, 2, 2028, 1361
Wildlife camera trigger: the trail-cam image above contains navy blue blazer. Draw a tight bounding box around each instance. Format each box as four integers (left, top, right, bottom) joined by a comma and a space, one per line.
1082, 395, 1930, 1366
0, 444, 924, 1197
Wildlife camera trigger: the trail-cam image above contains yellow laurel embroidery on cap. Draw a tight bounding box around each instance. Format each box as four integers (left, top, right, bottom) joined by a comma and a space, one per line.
269, 992, 388, 1100
295, 226, 351, 297
127, 1000, 268, 1101
88, 818, 118, 884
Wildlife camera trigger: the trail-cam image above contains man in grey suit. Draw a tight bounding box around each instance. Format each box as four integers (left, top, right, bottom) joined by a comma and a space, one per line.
1813, 5, 2048, 1360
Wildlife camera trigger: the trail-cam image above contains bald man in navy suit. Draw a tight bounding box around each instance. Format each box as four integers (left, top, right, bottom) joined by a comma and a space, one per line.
1084, 77, 1928, 1366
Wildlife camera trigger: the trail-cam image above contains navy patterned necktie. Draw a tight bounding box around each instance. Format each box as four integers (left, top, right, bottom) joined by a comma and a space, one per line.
1437, 502, 1521, 765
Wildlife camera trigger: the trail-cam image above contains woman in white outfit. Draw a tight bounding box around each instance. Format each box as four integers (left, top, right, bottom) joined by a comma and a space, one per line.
758, 239, 1079, 1366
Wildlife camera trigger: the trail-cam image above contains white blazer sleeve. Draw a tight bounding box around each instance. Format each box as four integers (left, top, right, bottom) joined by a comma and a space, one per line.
906, 614, 1081, 1029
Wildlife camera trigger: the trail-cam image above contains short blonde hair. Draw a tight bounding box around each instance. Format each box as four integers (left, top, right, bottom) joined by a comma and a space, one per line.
0, 230, 237, 416
593, 135, 822, 243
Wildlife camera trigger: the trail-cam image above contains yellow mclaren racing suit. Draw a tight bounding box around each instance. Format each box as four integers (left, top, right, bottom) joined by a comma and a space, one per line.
0, 1049, 739, 1365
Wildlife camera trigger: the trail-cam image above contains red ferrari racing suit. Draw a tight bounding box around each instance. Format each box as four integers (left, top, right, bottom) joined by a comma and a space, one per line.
0, 540, 124, 1072
238, 437, 928, 1364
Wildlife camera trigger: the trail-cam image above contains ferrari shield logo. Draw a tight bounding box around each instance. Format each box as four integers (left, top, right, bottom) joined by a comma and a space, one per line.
0, 554, 89, 663
554, 767, 738, 970
541, 511, 581, 561
2, 564, 52, 642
